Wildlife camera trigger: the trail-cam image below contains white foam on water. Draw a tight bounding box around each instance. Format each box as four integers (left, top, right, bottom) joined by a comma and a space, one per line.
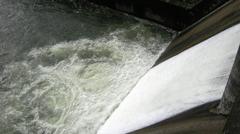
98, 23, 240, 134
0, 25, 172, 134
0, 1, 175, 133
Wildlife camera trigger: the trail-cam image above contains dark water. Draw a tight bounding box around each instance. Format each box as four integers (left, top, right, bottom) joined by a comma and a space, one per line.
0, 0, 175, 133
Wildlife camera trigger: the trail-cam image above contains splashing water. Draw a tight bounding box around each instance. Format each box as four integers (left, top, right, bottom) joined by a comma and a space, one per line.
0, 1, 174, 134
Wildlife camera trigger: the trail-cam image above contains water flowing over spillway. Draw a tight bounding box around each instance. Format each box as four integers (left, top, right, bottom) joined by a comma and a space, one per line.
0, 0, 174, 134
98, 23, 240, 134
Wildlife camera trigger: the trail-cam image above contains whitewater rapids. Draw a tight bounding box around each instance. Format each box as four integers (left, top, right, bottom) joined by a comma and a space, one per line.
0, 0, 174, 133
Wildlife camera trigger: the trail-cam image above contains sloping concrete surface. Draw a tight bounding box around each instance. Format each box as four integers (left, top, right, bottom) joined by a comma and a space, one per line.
97, 23, 240, 134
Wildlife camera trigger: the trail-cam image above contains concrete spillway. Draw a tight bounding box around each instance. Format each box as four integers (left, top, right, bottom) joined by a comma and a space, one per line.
1, 0, 240, 134
98, 23, 240, 134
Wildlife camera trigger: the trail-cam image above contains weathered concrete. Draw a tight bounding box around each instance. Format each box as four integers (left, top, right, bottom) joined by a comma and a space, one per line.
224, 97, 240, 134
218, 47, 240, 115
219, 46, 240, 133
154, 0, 240, 66
132, 101, 226, 134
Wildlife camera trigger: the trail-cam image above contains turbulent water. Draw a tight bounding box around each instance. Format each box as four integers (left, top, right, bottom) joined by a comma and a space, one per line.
0, 0, 174, 134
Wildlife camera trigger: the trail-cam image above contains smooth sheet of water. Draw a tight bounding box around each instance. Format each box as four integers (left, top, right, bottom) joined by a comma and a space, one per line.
0, 0, 174, 133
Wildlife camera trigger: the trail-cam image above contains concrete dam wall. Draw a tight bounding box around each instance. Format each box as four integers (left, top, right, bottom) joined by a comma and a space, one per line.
98, 23, 240, 134
85, 0, 240, 133
1, 0, 240, 134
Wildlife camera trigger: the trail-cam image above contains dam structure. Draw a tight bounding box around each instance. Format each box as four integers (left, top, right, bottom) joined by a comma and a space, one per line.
98, 23, 240, 134
1, 0, 240, 134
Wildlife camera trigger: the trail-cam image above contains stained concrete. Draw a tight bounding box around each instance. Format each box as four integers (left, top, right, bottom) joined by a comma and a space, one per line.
220, 46, 240, 133
132, 101, 226, 134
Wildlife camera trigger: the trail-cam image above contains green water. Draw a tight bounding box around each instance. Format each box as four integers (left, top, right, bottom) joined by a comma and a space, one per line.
0, 0, 175, 133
